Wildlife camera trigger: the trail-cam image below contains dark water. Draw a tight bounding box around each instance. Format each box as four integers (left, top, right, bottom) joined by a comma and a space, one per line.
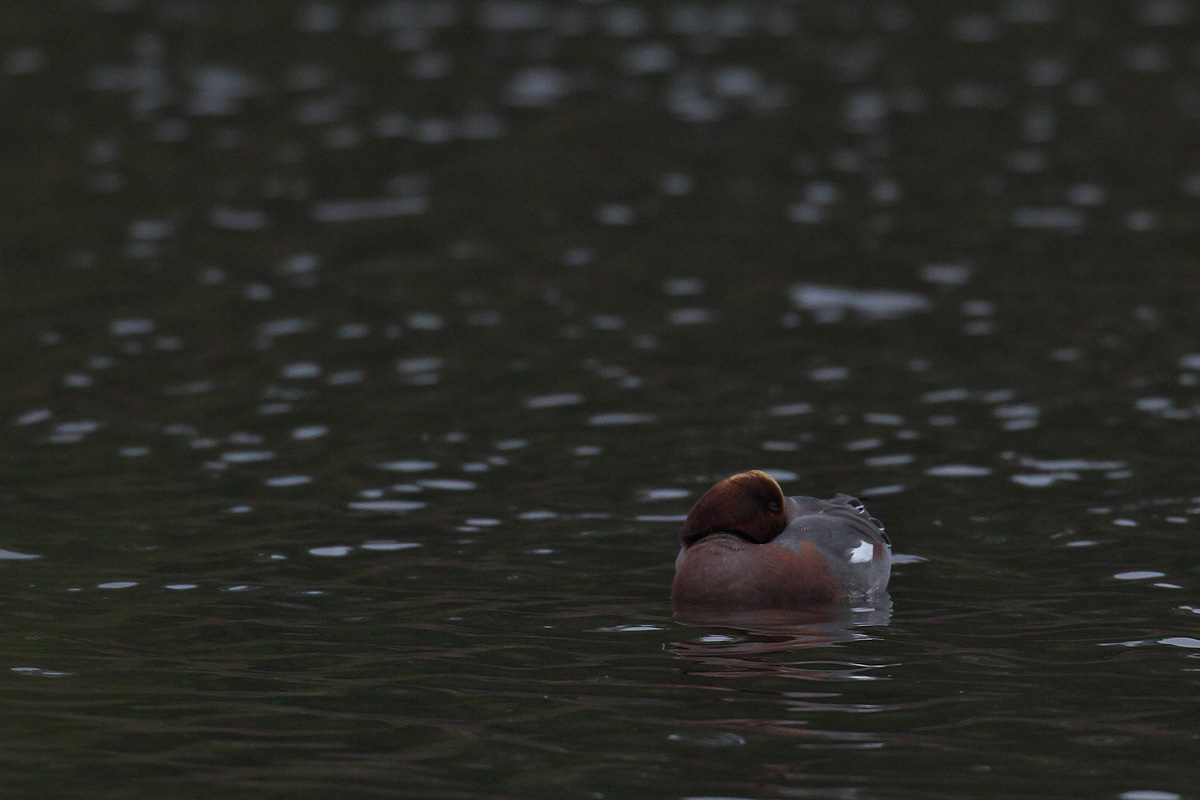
4, 1, 1200, 797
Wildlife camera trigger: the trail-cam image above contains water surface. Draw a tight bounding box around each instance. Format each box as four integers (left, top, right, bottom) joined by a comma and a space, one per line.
3, 2, 1200, 798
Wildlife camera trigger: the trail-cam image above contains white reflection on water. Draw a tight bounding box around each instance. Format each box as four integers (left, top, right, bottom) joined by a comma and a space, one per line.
506, 66, 570, 107
639, 488, 691, 502
312, 196, 428, 222
266, 475, 312, 487
590, 625, 665, 633
361, 541, 422, 552
663, 276, 703, 295
865, 454, 913, 467
0, 548, 41, 560
809, 366, 848, 381
859, 485, 904, 496
327, 370, 364, 385
525, 393, 583, 409
282, 362, 321, 379
292, 425, 327, 439
790, 284, 932, 322
348, 500, 426, 512
13, 409, 52, 426
222, 451, 275, 463
12, 667, 73, 678
926, 464, 993, 477
1012, 472, 1077, 487
379, 460, 438, 472
109, 317, 155, 336
517, 510, 558, 520
667, 308, 717, 325
588, 412, 657, 426
257, 318, 313, 338
309, 546, 352, 557
419, 479, 476, 490
187, 64, 262, 116
768, 402, 813, 416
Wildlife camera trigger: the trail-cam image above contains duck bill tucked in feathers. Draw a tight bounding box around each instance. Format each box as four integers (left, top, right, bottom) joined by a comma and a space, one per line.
671, 471, 890, 609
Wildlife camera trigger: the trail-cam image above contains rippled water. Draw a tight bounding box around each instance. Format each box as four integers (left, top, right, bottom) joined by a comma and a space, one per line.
4, 1, 1200, 798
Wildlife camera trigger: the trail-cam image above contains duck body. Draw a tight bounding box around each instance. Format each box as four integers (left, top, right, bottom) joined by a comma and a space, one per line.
671, 471, 890, 609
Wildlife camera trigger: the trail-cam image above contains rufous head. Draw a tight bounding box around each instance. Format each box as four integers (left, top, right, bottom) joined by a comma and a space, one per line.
680, 470, 789, 546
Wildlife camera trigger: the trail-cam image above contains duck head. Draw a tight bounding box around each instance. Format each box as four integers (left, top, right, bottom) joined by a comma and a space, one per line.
680, 470, 789, 546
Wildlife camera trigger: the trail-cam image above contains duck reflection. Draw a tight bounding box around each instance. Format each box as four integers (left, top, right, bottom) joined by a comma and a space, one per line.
670, 595, 892, 679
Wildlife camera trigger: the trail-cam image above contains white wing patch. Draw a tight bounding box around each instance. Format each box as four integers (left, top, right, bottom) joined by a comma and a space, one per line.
848, 540, 875, 563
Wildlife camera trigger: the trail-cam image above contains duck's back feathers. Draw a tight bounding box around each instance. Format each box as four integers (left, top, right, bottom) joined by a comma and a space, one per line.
773, 494, 890, 597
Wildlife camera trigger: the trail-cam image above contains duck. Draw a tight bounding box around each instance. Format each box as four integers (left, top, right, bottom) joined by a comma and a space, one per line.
671, 470, 890, 608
